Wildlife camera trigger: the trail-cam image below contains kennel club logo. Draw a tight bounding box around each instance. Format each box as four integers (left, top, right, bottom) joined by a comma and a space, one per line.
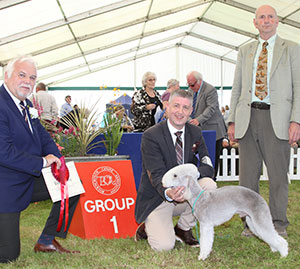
92, 166, 121, 195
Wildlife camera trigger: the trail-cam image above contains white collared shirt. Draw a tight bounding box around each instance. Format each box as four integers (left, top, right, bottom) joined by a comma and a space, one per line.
167, 119, 185, 163
251, 34, 277, 104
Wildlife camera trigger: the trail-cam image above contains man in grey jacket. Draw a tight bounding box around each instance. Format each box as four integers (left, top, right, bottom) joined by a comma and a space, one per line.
227, 5, 300, 237
187, 71, 226, 180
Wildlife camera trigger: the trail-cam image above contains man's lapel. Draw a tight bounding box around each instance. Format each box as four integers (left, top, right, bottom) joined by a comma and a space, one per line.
161, 121, 178, 165
246, 41, 258, 79
270, 36, 285, 78
184, 124, 192, 163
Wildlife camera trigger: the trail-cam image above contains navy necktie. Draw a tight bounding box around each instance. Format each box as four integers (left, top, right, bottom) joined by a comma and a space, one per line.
192, 91, 198, 118
175, 131, 183, 165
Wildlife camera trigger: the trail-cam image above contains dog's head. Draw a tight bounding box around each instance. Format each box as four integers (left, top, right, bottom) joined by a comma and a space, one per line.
162, 164, 199, 200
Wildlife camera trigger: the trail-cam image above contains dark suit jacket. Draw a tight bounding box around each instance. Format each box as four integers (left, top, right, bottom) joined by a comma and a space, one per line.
0, 84, 61, 213
190, 81, 226, 140
135, 120, 214, 223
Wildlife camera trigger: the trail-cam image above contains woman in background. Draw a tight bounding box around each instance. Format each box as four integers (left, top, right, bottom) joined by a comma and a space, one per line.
131, 72, 163, 132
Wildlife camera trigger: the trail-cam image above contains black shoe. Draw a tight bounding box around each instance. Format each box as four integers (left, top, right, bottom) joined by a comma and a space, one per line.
134, 222, 147, 242
174, 224, 199, 247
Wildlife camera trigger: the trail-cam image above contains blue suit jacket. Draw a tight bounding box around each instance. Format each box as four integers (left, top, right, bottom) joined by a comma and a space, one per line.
0, 84, 61, 213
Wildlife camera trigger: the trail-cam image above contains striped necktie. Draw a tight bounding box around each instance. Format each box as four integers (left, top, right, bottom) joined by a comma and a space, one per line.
19, 101, 28, 123
175, 131, 183, 165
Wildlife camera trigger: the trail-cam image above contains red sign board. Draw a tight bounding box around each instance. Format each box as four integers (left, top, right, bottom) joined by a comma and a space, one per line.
69, 160, 138, 239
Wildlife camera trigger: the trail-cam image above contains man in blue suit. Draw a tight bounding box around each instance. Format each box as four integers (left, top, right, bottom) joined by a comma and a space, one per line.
0, 56, 80, 263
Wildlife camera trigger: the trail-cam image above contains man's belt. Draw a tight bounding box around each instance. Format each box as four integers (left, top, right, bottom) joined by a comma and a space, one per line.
251, 102, 270, 110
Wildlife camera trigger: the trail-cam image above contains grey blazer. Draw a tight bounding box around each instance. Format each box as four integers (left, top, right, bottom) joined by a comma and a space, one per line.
190, 81, 226, 140
134, 120, 214, 224
227, 36, 300, 140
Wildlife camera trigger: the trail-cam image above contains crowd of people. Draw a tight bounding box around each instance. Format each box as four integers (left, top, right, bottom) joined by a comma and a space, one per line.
1, 4, 299, 263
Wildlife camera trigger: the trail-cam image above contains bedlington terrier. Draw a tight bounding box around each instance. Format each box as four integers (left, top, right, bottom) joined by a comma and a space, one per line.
162, 163, 288, 261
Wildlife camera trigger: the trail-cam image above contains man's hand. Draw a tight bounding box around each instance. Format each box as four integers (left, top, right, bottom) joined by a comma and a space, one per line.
228, 123, 238, 142
45, 154, 61, 169
289, 122, 300, 145
189, 119, 199, 126
166, 186, 186, 202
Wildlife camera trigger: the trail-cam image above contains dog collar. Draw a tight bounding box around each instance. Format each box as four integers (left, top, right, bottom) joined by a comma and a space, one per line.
192, 190, 204, 214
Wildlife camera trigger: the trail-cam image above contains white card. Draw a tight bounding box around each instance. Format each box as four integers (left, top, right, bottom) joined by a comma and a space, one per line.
42, 161, 85, 202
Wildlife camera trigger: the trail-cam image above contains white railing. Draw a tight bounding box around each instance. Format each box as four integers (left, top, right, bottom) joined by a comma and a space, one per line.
217, 148, 300, 181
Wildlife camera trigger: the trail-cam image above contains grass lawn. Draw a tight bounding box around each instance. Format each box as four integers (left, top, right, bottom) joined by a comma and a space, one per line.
1, 180, 300, 269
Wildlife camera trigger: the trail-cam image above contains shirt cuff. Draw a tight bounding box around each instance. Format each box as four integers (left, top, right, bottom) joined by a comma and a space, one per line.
42, 157, 47, 168
164, 188, 173, 202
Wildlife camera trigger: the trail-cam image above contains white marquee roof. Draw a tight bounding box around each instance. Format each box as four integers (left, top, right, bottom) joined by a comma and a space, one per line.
0, 0, 299, 87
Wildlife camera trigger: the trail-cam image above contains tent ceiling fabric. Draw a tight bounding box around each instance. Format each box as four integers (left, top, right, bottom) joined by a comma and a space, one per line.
0, 0, 300, 86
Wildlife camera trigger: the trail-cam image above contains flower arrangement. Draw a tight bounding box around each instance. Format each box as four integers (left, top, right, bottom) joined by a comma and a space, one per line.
54, 102, 105, 156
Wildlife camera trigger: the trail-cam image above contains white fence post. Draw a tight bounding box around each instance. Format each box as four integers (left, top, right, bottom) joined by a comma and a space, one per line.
217, 147, 299, 181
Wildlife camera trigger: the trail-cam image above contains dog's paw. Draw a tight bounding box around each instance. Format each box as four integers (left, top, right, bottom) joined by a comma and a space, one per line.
198, 253, 208, 261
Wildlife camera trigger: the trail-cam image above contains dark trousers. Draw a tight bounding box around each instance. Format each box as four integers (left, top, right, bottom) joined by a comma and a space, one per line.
0, 175, 80, 263
213, 138, 223, 180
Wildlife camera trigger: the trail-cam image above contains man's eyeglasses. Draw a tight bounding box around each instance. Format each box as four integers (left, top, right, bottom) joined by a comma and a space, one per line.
187, 81, 198, 87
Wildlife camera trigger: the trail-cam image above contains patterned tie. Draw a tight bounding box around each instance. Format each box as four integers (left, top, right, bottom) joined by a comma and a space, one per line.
19, 101, 28, 122
255, 41, 268, 100
175, 131, 183, 165
191, 91, 198, 118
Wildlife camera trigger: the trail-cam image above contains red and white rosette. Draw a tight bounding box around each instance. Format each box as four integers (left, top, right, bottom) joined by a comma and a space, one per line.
51, 156, 69, 232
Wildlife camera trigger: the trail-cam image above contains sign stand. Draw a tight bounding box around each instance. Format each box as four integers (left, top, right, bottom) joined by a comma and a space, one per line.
69, 160, 138, 239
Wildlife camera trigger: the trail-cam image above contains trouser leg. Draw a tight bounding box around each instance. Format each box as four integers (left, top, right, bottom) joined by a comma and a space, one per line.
145, 201, 178, 251
31, 175, 80, 238
239, 108, 289, 228
0, 212, 20, 263
214, 138, 223, 180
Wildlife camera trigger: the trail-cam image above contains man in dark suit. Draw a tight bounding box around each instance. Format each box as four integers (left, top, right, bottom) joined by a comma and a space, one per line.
134, 89, 217, 251
0, 56, 80, 263
187, 71, 226, 180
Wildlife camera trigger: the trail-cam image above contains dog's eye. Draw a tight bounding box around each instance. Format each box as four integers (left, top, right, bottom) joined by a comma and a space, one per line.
174, 174, 177, 178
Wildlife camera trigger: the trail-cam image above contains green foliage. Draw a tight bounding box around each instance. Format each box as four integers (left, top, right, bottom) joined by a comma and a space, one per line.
3, 181, 300, 268
43, 100, 107, 157
103, 111, 123, 156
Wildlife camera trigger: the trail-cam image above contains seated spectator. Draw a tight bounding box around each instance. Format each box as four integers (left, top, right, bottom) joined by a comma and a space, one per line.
131, 72, 163, 132
114, 104, 134, 132
161, 79, 180, 108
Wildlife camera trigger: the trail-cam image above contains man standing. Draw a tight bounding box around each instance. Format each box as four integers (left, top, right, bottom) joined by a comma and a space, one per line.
187, 71, 226, 180
135, 89, 216, 251
0, 56, 80, 263
227, 5, 300, 237
60, 95, 73, 117
33, 82, 58, 122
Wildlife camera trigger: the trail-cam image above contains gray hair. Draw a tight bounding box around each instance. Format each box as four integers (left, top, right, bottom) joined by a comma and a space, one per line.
187, 71, 203, 81
167, 79, 179, 89
5, 55, 37, 78
142, 71, 157, 87
169, 89, 192, 104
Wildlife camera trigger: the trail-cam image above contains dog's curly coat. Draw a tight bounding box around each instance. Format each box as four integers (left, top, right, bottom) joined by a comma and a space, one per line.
162, 163, 288, 260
